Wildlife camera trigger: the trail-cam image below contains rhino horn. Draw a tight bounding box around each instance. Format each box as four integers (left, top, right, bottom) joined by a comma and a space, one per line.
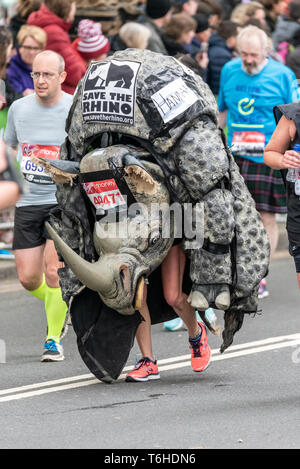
45, 222, 112, 293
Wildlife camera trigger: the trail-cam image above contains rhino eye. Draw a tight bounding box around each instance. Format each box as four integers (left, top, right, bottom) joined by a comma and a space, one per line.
150, 236, 160, 246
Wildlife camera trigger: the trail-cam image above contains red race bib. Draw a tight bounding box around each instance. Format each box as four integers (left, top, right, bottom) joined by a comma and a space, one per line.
21, 143, 60, 185
232, 131, 265, 157
82, 178, 127, 210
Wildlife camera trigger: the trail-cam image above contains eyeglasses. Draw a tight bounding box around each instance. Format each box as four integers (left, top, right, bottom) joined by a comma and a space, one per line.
30, 72, 59, 80
20, 45, 42, 51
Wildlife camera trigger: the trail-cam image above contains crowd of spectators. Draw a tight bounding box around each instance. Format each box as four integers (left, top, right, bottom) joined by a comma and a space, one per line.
0, 0, 298, 112
0, 1, 299, 226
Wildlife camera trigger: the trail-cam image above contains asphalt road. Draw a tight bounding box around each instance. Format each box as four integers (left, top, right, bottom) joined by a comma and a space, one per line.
0, 255, 299, 450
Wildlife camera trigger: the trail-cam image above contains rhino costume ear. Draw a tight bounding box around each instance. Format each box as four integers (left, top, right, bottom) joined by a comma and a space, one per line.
123, 154, 160, 195
125, 165, 160, 195
30, 157, 80, 185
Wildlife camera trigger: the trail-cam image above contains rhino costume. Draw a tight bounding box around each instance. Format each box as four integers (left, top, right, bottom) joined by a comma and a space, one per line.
40, 50, 270, 382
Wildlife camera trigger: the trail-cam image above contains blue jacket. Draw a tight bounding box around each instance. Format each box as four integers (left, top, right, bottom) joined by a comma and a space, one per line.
6, 51, 33, 93
207, 33, 234, 96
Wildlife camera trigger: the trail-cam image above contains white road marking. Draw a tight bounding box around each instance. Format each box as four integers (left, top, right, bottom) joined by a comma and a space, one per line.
1, 333, 300, 403
0, 373, 95, 396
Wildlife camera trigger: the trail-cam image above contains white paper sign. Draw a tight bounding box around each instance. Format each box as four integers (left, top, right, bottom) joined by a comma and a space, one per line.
151, 78, 199, 124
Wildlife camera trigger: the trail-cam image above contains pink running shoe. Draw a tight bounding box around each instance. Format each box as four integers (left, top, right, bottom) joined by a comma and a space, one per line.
189, 322, 211, 372
258, 279, 269, 299
125, 357, 160, 382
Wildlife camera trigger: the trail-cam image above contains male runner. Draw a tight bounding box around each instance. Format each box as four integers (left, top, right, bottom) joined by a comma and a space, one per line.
4, 50, 73, 361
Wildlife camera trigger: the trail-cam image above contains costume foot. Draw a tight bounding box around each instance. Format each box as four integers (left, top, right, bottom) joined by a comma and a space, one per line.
215, 288, 230, 310
187, 290, 209, 311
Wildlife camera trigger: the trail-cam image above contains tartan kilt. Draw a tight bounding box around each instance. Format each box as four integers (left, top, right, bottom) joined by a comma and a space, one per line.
234, 155, 287, 214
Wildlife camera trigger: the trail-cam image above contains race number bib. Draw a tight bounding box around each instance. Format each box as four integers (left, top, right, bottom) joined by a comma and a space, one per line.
21, 143, 60, 184
82, 178, 127, 210
231, 131, 265, 157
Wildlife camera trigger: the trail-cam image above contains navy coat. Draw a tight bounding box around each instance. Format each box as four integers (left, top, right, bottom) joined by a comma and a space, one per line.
207, 33, 234, 96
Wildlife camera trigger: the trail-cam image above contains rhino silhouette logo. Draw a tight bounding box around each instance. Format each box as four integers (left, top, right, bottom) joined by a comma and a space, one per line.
106, 63, 134, 89
87, 62, 134, 90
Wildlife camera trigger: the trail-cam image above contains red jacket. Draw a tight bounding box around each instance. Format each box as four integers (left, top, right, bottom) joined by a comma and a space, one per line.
27, 4, 86, 94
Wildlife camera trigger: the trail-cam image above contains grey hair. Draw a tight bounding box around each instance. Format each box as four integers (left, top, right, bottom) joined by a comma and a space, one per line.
237, 25, 268, 53
119, 22, 151, 49
34, 50, 65, 72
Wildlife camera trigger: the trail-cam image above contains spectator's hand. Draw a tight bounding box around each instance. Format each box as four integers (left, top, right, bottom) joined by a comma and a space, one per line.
282, 150, 300, 168
198, 51, 209, 70
23, 89, 34, 96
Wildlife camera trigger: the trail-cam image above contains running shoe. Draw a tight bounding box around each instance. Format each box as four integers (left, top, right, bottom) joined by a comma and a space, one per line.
0, 250, 14, 260
125, 357, 160, 382
163, 317, 184, 331
41, 339, 64, 362
164, 312, 201, 331
189, 322, 211, 372
258, 279, 269, 299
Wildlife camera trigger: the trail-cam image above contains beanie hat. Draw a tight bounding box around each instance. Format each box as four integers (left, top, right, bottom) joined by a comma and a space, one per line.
193, 14, 210, 33
146, 0, 172, 19
76, 20, 110, 60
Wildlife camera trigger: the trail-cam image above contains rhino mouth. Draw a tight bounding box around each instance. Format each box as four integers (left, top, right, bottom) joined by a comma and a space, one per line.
117, 261, 148, 314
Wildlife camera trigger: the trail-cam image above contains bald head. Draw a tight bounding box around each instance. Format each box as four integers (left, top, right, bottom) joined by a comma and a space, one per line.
32, 50, 67, 106
33, 50, 65, 73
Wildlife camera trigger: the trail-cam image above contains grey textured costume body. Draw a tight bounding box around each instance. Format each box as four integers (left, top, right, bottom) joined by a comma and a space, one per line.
42, 50, 270, 382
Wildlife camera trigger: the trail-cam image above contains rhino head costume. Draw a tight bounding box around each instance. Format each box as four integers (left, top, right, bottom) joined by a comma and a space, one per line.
38, 49, 270, 382
44, 145, 174, 315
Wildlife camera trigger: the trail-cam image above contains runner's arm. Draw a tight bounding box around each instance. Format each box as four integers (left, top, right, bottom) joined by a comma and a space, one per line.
4, 103, 18, 149
264, 116, 300, 170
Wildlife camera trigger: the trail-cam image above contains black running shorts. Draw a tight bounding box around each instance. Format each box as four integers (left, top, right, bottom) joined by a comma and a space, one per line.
13, 204, 57, 250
